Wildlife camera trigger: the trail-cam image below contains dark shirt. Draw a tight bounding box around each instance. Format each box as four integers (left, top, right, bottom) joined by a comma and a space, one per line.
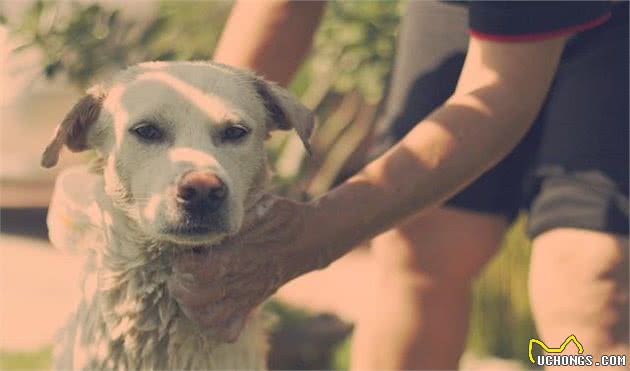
467, 1, 614, 41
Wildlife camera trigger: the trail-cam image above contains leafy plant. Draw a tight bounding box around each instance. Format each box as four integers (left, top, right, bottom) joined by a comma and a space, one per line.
8, 0, 231, 88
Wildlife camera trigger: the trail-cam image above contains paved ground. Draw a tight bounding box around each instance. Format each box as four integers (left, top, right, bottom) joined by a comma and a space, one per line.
0, 234, 83, 349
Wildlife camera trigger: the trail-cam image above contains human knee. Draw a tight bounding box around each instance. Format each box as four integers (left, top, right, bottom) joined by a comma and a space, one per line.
530, 228, 628, 284
527, 170, 629, 328
529, 228, 629, 346
372, 208, 506, 285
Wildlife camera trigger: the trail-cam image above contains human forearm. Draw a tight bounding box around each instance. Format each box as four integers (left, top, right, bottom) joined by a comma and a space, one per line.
213, 0, 326, 86
308, 89, 531, 266
305, 37, 567, 269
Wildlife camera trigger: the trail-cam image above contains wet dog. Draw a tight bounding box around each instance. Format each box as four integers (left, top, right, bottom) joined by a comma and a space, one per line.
42, 61, 314, 370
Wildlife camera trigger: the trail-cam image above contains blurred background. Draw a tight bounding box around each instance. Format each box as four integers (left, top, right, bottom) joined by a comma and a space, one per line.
0, 1, 540, 369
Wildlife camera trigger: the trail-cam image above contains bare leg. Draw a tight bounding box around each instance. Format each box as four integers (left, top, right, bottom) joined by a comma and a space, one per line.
351, 207, 507, 370
529, 228, 629, 370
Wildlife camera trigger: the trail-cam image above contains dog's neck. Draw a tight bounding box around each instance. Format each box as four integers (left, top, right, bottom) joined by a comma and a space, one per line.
83, 171, 273, 368
80, 188, 218, 369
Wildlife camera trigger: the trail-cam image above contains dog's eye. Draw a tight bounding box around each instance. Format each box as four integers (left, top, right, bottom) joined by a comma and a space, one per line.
221, 124, 249, 142
131, 123, 164, 142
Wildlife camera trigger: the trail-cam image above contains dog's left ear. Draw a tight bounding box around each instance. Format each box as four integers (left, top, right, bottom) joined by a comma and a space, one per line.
253, 78, 315, 154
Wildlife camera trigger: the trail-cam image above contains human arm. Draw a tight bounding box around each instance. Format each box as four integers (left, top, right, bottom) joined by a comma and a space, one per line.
213, 0, 326, 85
169, 35, 568, 341
306, 35, 567, 264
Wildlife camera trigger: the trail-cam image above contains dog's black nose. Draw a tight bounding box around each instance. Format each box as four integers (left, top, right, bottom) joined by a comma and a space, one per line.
176, 171, 227, 212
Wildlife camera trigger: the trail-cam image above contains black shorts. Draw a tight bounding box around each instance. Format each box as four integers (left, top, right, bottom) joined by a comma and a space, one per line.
376, 1, 629, 238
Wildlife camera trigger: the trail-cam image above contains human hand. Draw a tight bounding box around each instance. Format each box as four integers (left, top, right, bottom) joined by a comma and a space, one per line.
167, 195, 321, 342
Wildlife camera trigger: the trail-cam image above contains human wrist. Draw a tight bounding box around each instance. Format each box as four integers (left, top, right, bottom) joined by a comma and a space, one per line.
296, 196, 357, 273
276, 198, 331, 281
303, 199, 334, 270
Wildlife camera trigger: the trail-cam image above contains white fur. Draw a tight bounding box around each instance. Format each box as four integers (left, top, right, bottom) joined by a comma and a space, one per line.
51, 182, 270, 369
44, 62, 314, 370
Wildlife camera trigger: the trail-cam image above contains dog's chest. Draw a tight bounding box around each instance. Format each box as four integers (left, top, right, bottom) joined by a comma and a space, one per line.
56, 249, 268, 370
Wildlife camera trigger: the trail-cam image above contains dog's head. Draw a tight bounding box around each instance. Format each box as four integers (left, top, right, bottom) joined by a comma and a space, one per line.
41, 62, 314, 245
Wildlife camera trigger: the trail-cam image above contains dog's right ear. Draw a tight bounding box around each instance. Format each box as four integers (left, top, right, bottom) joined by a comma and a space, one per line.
41, 87, 105, 168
